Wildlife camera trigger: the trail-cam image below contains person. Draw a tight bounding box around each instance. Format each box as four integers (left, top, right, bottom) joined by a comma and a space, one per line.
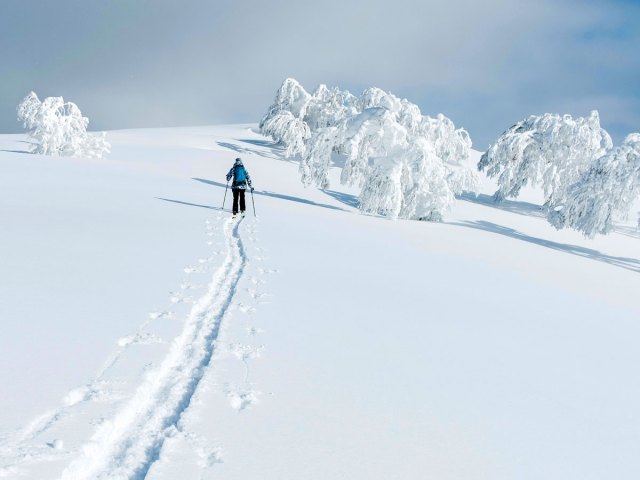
226, 157, 253, 216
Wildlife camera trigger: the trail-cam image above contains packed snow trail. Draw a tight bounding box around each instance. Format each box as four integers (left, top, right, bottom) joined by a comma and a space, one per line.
58, 217, 246, 480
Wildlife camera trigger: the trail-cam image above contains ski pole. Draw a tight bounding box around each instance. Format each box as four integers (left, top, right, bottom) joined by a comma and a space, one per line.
222, 181, 229, 209
251, 187, 256, 217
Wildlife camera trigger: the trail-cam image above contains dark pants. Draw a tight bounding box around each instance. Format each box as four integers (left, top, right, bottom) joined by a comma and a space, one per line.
232, 188, 246, 214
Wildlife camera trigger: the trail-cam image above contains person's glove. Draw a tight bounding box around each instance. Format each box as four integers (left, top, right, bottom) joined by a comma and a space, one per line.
251, 187, 255, 192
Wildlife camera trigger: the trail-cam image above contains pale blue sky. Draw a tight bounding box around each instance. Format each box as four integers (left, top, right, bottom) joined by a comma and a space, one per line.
0, 0, 638, 148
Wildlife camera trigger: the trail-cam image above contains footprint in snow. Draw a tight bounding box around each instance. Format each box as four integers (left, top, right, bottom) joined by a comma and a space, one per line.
89, 416, 108, 427
62, 381, 121, 406
226, 389, 260, 411
257, 267, 278, 275
236, 303, 256, 315
117, 332, 164, 347
229, 343, 264, 361
148, 310, 174, 320
174, 431, 223, 468
246, 326, 264, 336
46, 439, 64, 450
247, 289, 270, 301
63, 386, 93, 406
180, 282, 202, 291
196, 446, 223, 469
169, 292, 194, 304
183, 265, 204, 274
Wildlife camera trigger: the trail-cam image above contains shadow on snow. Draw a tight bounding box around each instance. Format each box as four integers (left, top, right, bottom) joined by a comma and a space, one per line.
155, 197, 230, 212
0, 142, 33, 155
238, 138, 280, 149
0, 149, 31, 154
457, 192, 546, 219
451, 220, 640, 274
192, 178, 347, 212
160, 179, 639, 274
217, 140, 283, 160
458, 192, 639, 240
322, 189, 359, 208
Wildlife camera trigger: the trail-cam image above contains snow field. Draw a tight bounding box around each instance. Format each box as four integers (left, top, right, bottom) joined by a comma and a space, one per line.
0, 124, 639, 479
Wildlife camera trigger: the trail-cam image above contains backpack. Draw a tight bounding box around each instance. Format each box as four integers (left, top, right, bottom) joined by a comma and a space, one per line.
234, 165, 246, 183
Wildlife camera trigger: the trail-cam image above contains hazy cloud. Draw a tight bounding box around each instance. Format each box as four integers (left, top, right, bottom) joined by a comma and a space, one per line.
0, 0, 638, 147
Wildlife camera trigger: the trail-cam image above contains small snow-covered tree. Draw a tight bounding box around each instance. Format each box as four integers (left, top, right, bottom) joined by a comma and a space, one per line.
17, 92, 110, 159
478, 111, 612, 207
549, 133, 640, 237
261, 110, 310, 157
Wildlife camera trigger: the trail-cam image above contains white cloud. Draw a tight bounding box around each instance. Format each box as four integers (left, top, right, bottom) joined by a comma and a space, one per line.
0, 0, 637, 146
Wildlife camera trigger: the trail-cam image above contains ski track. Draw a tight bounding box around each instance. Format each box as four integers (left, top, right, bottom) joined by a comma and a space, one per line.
57, 216, 247, 480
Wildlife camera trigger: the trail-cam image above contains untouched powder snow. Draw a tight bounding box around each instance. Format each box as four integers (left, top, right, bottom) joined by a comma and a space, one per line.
0, 125, 639, 479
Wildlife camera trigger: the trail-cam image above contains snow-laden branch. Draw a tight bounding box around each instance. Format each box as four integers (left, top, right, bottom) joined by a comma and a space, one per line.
549, 133, 640, 237
261, 111, 310, 158
17, 91, 110, 159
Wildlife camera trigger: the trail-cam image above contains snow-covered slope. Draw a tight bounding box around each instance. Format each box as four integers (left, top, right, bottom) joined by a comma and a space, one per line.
0, 125, 638, 479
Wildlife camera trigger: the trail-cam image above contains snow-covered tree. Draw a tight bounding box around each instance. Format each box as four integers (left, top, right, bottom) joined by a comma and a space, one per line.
261, 78, 476, 221
261, 110, 310, 157
478, 111, 612, 207
288, 82, 475, 220
548, 133, 640, 237
17, 92, 110, 159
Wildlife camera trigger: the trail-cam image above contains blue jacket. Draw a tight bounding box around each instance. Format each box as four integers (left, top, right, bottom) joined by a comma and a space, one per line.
226, 162, 252, 190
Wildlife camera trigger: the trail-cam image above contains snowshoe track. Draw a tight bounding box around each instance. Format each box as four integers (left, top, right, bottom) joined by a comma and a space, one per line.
59, 217, 246, 480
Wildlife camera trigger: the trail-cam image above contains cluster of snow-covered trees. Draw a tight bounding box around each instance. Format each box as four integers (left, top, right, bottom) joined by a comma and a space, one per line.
260, 78, 477, 221
17, 92, 110, 159
480, 111, 640, 237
